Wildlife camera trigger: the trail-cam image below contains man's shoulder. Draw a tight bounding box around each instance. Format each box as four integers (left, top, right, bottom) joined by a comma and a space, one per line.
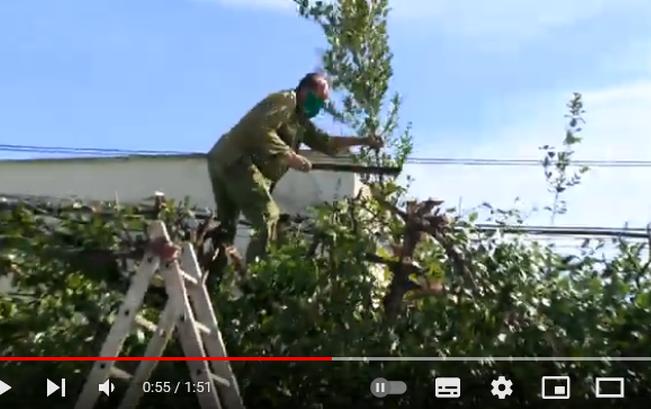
262, 89, 297, 111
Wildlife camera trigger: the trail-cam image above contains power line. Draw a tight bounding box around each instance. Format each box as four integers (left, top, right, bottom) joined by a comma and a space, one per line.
0, 144, 188, 156
2, 144, 651, 168
238, 217, 650, 239
473, 224, 651, 239
407, 158, 651, 168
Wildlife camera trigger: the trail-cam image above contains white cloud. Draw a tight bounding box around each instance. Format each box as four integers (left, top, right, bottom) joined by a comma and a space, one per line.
588, 81, 651, 105
392, 0, 598, 32
202, 0, 651, 52
406, 79, 651, 228
597, 40, 651, 77
197, 0, 295, 11
390, 0, 648, 39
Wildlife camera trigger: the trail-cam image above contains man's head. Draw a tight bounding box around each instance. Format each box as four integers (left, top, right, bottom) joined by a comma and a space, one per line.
296, 73, 329, 118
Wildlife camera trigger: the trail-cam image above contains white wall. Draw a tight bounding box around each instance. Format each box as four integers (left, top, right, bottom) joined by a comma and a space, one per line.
0, 154, 362, 257
0, 154, 359, 210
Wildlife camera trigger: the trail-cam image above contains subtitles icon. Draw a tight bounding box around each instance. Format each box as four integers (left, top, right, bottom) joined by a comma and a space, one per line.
541, 376, 570, 400
595, 377, 624, 399
434, 377, 461, 398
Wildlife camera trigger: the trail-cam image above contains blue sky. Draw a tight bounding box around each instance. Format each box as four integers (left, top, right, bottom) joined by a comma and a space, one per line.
1, 0, 650, 228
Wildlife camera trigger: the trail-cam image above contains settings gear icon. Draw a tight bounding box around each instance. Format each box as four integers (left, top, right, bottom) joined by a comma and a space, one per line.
490, 376, 513, 399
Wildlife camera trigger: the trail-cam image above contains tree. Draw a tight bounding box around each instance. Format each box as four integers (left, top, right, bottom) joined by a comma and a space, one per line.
295, 0, 413, 177
540, 92, 590, 224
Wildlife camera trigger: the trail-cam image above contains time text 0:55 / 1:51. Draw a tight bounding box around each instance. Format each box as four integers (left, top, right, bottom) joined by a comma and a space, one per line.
142, 381, 212, 394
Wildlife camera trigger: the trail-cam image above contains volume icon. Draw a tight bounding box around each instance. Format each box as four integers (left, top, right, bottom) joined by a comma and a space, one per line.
98, 379, 115, 397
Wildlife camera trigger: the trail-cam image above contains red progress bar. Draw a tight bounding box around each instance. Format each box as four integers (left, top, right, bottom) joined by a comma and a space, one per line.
0, 356, 333, 362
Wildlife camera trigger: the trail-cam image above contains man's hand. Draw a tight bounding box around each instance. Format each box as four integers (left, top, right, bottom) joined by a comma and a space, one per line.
285, 152, 312, 172
327, 135, 385, 153
365, 135, 385, 150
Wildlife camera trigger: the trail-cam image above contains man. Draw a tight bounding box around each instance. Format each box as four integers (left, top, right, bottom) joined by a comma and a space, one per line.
207, 72, 382, 264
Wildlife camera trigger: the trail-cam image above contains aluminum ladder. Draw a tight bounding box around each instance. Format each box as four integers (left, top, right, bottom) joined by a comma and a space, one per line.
74, 220, 245, 409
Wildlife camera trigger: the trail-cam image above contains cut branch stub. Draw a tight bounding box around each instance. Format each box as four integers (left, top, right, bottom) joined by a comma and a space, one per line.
383, 273, 421, 319
415, 199, 444, 217
370, 196, 474, 317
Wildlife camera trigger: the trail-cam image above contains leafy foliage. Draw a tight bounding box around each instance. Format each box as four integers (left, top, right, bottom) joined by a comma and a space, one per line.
540, 92, 590, 224
295, 0, 413, 173
2, 192, 651, 408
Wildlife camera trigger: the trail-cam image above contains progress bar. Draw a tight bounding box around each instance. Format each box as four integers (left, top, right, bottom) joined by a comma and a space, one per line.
2, 356, 651, 362
333, 357, 651, 362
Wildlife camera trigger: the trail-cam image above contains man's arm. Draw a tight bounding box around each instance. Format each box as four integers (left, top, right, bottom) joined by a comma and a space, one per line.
302, 119, 382, 156
239, 92, 314, 173
249, 92, 296, 156
328, 136, 383, 153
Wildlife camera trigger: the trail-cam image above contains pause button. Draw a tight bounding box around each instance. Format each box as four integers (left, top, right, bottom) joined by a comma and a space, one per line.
370, 378, 407, 398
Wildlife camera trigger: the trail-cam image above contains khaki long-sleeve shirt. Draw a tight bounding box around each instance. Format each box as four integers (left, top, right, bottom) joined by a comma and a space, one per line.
208, 90, 337, 182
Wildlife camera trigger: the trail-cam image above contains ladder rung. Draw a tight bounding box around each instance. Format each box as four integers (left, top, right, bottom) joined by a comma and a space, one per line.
134, 315, 158, 332
110, 366, 133, 381
154, 270, 197, 286
194, 321, 211, 336
209, 372, 231, 388
180, 271, 199, 286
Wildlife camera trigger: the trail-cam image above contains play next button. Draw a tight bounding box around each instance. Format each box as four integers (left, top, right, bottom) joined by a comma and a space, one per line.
0, 379, 11, 396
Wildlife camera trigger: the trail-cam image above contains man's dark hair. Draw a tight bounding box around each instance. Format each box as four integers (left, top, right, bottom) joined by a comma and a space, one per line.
296, 72, 326, 91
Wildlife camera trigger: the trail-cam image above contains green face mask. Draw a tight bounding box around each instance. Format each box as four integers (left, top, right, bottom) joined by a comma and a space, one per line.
302, 91, 325, 118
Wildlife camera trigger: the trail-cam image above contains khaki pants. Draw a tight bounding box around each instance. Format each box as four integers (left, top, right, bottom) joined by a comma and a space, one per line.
207, 157, 280, 264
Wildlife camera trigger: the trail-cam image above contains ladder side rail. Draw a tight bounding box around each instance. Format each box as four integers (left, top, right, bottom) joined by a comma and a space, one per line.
180, 243, 245, 409
74, 223, 165, 409
162, 258, 223, 409
117, 300, 179, 409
